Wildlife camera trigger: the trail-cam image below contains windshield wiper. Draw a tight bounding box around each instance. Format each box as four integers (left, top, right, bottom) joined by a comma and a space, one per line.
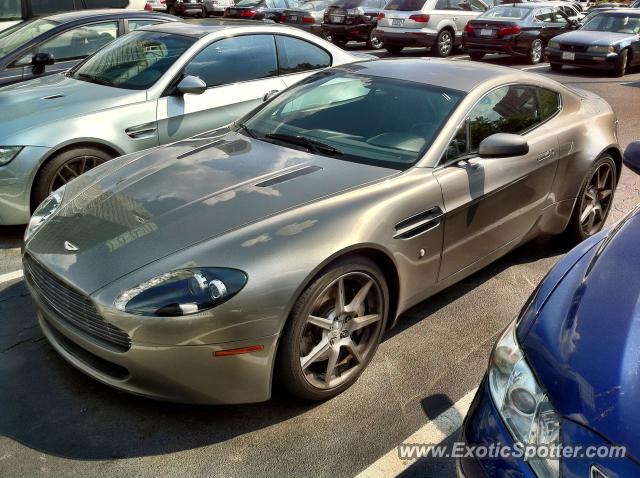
234, 120, 255, 138
75, 73, 113, 87
265, 133, 343, 156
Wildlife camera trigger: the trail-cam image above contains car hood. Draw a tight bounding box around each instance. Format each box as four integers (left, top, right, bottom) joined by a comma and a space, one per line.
521, 209, 640, 460
0, 74, 145, 143
26, 131, 398, 293
554, 30, 634, 46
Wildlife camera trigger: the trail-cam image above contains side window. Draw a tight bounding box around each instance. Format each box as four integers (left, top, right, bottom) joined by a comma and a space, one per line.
184, 35, 278, 88
435, 0, 461, 10
469, 0, 486, 12
37, 22, 118, 61
272, 0, 287, 7
552, 8, 569, 24
534, 8, 553, 23
30, 0, 77, 15
128, 19, 163, 31
538, 88, 561, 121
275, 35, 331, 75
444, 122, 468, 163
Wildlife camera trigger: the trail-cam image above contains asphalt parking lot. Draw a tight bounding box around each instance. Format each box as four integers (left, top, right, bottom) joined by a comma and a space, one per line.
1, 48, 639, 478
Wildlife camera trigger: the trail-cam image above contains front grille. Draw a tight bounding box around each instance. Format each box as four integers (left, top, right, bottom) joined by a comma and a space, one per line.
560, 44, 588, 52
24, 255, 131, 352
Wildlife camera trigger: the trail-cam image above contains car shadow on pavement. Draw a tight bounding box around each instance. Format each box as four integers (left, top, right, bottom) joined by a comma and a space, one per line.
0, 236, 568, 461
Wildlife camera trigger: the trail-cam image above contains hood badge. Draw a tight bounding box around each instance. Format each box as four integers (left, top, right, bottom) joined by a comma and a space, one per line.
64, 241, 79, 252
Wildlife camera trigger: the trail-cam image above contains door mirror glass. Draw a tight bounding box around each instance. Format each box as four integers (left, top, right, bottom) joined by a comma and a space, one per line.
32, 52, 55, 74
175, 75, 207, 95
478, 133, 529, 158
623, 141, 640, 175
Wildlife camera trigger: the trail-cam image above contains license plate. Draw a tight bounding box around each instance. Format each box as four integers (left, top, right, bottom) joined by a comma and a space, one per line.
562, 51, 575, 61
480, 28, 493, 36
392, 18, 404, 26
330, 15, 344, 23
290, 15, 298, 21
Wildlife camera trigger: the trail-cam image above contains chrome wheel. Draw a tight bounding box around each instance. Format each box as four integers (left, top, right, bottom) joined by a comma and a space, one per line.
530, 39, 543, 64
579, 162, 614, 236
368, 31, 384, 50
436, 31, 452, 57
299, 272, 383, 390
48, 155, 106, 193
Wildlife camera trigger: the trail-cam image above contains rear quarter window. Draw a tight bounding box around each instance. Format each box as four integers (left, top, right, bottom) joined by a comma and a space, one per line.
538, 88, 561, 121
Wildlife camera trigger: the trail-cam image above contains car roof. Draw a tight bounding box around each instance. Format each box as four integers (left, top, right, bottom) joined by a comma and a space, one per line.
490, 2, 567, 9
593, 7, 640, 14
141, 18, 289, 37
43, 9, 175, 23
335, 58, 536, 93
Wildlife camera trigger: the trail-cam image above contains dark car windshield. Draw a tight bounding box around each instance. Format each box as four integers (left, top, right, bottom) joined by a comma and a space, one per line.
0, 19, 58, 57
581, 13, 640, 34
242, 72, 465, 169
235, 0, 264, 6
385, 0, 427, 11
330, 0, 377, 9
480, 6, 530, 19
71, 31, 195, 90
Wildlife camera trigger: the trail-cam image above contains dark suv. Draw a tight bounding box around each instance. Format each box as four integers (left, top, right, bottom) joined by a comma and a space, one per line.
322, 0, 387, 49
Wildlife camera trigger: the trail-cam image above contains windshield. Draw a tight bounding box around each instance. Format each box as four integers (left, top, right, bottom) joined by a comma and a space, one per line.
581, 13, 640, 33
0, 0, 22, 21
235, 0, 264, 6
330, 0, 372, 9
385, 0, 427, 11
0, 19, 57, 57
71, 31, 195, 90
481, 6, 530, 19
242, 72, 465, 169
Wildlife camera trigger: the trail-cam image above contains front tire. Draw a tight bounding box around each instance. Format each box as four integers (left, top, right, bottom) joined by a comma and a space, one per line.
276, 257, 389, 401
431, 29, 453, 57
32, 147, 113, 210
612, 49, 628, 77
563, 154, 617, 243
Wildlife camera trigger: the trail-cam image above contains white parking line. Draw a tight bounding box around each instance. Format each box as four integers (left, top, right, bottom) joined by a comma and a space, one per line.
356, 387, 478, 478
0, 269, 24, 285
521, 64, 550, 71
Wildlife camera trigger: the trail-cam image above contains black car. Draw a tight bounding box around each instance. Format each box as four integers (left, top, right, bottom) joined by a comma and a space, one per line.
546, 9, 640, 76
166, 0, 206, 17
0, 10, 176, 87
322, 0, 386, 49
463, 2, 577, 64
280, 0, 332, 37
224, 0, 299, 21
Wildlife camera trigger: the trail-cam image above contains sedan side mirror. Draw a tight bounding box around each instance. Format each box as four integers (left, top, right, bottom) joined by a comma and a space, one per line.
478, 133, 529, 158
32, 52, 55, 74
623, 141, 640, 175
174, 75, 207, 96
263, 89, 280, 102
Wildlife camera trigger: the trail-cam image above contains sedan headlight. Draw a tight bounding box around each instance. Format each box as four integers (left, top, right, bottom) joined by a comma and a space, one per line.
0, 146, 23, 166
547, 40, 560, 49
115, 268, 248, 317
489, 320, 560, 477
24, 184, 66, 243
587, 45, 615, 53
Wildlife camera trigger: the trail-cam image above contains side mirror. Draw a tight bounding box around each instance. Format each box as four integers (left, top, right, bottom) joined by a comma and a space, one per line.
174, 75, 207, 96
32, 52, 55, 74
262, 89, 280, 102
623, 141, 640, 175
478, 133, 529, 158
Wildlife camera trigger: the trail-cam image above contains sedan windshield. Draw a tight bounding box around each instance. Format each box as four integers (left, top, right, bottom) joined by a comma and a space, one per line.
242, 72, 465, 169
0, 19, 58, 57
581, 13, 640, 33
71, 31, 196, 90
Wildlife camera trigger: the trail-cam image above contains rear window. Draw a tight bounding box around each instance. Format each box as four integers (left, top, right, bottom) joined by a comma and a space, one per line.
481, 6, 530, 19
330, 0, 377, 8
385, 0, 427, 11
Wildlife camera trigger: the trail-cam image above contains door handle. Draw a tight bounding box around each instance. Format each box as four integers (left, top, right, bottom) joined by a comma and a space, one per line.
535, 149, 555, 162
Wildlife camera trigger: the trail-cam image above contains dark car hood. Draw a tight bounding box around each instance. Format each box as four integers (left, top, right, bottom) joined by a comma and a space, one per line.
521, 209, 640, 459
26, 131, 398, 293
554, 30, 635, 45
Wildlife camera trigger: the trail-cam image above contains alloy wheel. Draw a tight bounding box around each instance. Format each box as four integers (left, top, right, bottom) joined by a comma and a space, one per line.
48, 155, 106, 193
368, 31, 383, 50
530, 39, 543, 64
439, 31, 452, 56
579, 162, 614, 236
299, 272, 383, 390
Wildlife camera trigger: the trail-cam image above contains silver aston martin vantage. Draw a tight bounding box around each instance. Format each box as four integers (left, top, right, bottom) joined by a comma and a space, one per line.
23, 58, 621, 404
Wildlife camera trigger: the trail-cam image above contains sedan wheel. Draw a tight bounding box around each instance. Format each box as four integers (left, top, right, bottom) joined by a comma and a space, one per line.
367, 29, 384, 50
277, 258, 388, 400
431, 30, 453, 57
528, 39, 543, 65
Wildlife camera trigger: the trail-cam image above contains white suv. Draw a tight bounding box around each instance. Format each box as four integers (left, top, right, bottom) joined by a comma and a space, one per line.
375, 0, 488, 56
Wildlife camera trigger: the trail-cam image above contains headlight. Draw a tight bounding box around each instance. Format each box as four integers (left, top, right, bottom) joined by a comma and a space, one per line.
115, 268, 248, 317
0, 146, 23, 166
587, 45, 614, 53
24, 184, 66, 243
489, 320, 560, 477
547, 40, 560, 49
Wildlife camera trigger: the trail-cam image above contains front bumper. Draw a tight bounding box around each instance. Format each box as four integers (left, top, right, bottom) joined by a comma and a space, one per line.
322, 23, 372, 41
545, 48, 619, 70
459, 377, 537, 477
0, 146, 51, 225
375, 26, 438, 47
33, 285, 279, 405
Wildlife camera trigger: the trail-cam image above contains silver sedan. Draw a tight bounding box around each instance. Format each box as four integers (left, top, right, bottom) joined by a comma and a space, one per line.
23, 59, 620, 404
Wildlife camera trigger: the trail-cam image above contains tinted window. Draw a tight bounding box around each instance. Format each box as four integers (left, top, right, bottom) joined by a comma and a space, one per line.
581, 13, 640, 34
128, 19, 163, 31
31, 0, 76, 15
481, 6, 530, 19
0, 18, 57, 56
272, 0, 287, 8
385, 0, 427, 11
0, 0, 22, 20
538, 88, 561, 121
435, 0, 475, 12
38, 21, 118, 60
552, 9, 569, 24
534, 8, 553, 22
469, 0, 485, 12
71, 31, 195, 90
276, 35, 330, 74
184, 35, 278, 88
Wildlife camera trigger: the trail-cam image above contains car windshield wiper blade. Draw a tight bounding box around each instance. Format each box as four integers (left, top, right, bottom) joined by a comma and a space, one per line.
265, 133, 342, 156
75, 73, 113, 86
234, 120, 255, 138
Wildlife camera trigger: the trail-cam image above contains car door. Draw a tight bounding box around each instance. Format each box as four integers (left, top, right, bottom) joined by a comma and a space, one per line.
275, 34, 332, 87
433, 85, 561, 280
20, 20, 119, 81
156, 34, 287, 144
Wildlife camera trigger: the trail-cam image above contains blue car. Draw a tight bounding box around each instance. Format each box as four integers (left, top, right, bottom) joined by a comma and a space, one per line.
459, 144, 640, 477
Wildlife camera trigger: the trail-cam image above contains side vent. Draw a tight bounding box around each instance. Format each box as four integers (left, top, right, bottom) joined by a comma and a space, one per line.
394, 207, 443, 239
256, 165, 322, 187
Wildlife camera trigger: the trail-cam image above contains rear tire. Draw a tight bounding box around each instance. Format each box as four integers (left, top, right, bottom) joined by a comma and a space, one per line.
528, 38, 543, 65
385, 44, 404, 55
367, 29, 384, 50
549, 62, 562, 72
612, 49, 628, 77
469, 51, 485, 61
431, 29, 453, 57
